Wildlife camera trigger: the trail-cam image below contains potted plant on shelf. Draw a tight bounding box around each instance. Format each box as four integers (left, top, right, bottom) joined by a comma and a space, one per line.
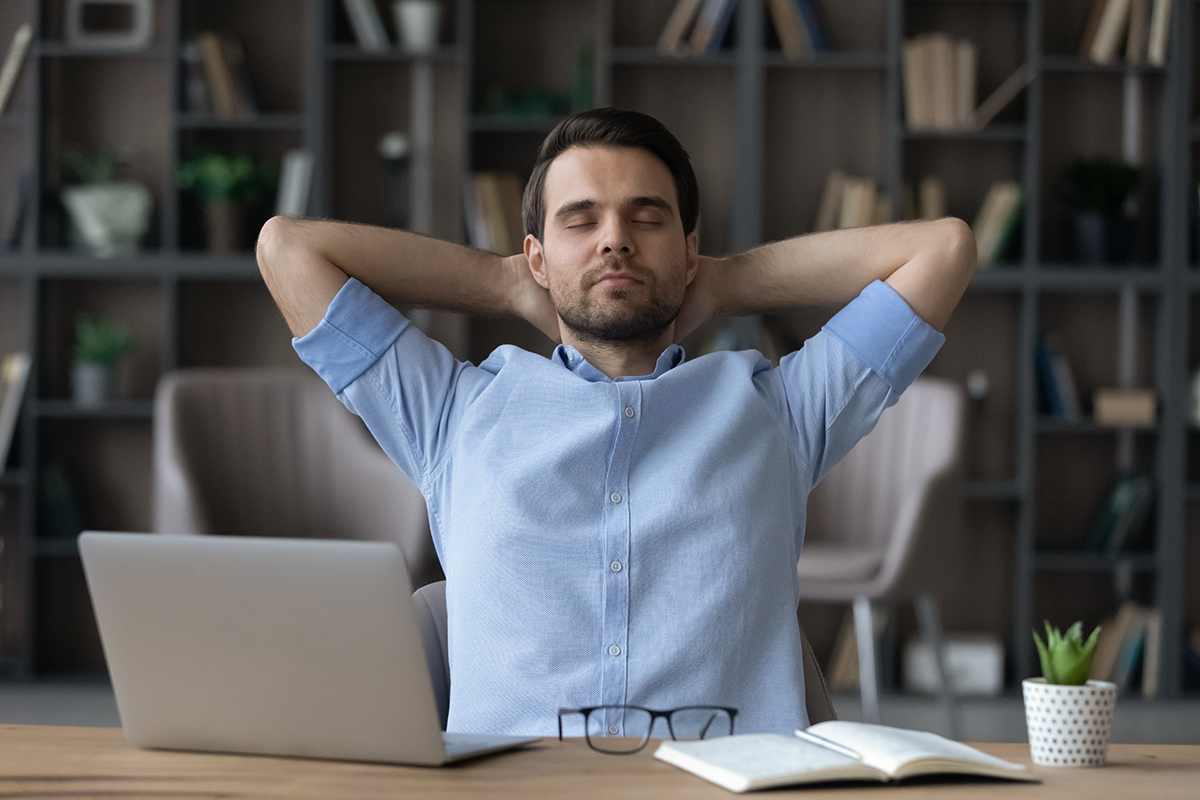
177, 148, 277, 253
59, 145, 153, 257
1064, 158, 1140, 264
72, 314, 134, 408
1023, 621, 1114, 767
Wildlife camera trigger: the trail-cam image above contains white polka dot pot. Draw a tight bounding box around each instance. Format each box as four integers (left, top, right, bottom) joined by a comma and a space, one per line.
1022, 678, 1117, 767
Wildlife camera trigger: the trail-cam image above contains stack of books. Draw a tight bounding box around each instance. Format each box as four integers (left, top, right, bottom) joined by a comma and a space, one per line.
464, 172, 525, 256
813, 170, 892, 232
184, 31, 258, 119
903, 33, 1031, 132
1079, 0, 1173, 66
1090, 601, 1164, 699
972, 182, 1022, 266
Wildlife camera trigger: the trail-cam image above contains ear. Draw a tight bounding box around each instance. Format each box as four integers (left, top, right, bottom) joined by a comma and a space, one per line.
684, 231, 700, 286
525, 234, 550, 289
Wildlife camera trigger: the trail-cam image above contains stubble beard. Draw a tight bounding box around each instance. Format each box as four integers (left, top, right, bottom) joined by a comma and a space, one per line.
551, 256, 684, 345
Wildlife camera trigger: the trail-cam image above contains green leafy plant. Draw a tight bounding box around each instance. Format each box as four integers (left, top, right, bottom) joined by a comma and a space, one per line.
177, 148, 278, 206
60, 145, 125, 185
1033, 620, 1101, 686
1064, 159, 1140, 214
74, 315, 134, 366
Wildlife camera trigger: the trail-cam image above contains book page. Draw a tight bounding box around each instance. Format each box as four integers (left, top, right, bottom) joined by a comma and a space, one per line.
807, 722, 1032, 780
655, 734, 885, 792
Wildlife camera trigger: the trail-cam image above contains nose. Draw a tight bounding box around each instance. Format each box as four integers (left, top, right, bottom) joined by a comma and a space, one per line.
597, 215, 634, 256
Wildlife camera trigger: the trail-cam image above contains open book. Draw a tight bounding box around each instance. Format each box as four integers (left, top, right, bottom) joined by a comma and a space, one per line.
654, 721, 1036, 793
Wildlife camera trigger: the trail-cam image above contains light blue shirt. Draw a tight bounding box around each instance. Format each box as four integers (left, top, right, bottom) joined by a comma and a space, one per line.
294, 278, 944, 736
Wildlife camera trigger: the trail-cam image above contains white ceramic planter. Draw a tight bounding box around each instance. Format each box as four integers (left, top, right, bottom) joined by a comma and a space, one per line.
1022, 678, 1116, 767
71, 363, 114, 408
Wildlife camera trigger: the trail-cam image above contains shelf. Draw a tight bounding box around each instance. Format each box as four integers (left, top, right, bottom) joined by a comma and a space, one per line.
904, 124, 1028, 142
327, 43, 459, 62
1040, 55, 1166, 75
762, 51, 888, 70
34, 538, 79, 557
176, 113, 305, 131
1033, 551, 1157, 572
609, 47, 736, 67
0, 252, 262, 279
470, 114, 566, 133
1036, 416, 1157, 434
35, 400, 154, 421
965, 479, 1021, 500
37, 42, 170, 60
1034, 267, 1164, 290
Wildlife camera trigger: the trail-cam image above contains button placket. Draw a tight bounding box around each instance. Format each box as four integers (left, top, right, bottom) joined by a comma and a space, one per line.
599, 382, 637, 709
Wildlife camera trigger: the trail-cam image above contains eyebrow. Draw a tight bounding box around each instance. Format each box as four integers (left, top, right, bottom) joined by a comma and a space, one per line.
553, 195, 675, 220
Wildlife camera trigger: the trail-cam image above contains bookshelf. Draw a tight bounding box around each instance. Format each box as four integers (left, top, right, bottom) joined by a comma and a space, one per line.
0, 0, 1195, 697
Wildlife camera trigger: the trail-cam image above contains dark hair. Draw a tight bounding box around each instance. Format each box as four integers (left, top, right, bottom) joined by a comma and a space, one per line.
521, 107, 699, 241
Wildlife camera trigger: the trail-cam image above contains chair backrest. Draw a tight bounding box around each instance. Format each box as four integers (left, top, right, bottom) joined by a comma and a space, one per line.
152, 368, 441, 588
411, 580, 836, 732
802, 377, 965, 598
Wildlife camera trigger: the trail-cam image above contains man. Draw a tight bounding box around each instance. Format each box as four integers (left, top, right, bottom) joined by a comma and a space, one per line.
256, 108, 975, 737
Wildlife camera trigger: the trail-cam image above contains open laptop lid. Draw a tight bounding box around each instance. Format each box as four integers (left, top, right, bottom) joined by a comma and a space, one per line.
79, 532, 452, 765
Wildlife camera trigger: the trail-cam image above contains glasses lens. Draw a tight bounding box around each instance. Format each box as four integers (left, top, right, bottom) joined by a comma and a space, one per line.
669, 707, 734, 740
585, 706, 653, 753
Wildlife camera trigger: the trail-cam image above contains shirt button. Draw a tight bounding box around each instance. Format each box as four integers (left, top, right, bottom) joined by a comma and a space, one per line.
610, 492, 622, 504
608, 725, 619, 735
624, 406, 635, 418
610, 560, 622, 572
608, 645, 621, 657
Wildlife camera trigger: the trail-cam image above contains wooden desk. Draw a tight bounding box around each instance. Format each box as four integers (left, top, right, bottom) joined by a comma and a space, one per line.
3, 725, 1197, 799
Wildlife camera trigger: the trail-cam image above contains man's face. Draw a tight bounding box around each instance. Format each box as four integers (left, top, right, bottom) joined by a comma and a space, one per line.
526, 146, 698, 344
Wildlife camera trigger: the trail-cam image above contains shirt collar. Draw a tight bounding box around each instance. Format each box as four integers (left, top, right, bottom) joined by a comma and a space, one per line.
553, 343, 685, 383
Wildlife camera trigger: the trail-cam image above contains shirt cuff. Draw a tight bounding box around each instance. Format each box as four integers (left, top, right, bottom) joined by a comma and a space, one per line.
823, 280, 945, 393
292, 278, 410, 395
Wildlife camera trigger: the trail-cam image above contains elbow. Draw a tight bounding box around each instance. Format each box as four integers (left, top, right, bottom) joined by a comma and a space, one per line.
936, 216, 977, 282
256, 215, 301, 282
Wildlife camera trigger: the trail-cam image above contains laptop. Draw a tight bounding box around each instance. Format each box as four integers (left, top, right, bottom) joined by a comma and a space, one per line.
78, 532, 538, 765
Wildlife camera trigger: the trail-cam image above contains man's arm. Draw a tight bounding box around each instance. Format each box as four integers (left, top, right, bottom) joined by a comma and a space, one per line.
677, 217, 976, 338
255, 216, 557, 339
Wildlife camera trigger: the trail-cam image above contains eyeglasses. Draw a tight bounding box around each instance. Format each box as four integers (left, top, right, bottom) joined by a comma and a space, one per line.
557, 705, 738, 754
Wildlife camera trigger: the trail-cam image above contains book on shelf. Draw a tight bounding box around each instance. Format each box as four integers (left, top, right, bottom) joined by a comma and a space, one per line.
971, 181, 1021, 266
1035, 331, 1082, 421
194, 31, 258, 119
1090, 602, 1162, 695
653, 722, 1035, 792
275, 149, 314, 217
37, 460, 85, 541
792, 1, 833, 53
1146, 0, 1172, 66
1093, 387, 1156, 428
1080, 0, 1170, 65
969, 63, 1032, 132
1089, 0, 1134, 64
688, 0, 738, 56
0, 23, 32, 115
658, 0, 705, 56
465, 172, 524, 256
342, 0, 390, 53
1084, 472, 1154, 555
0, 353, 30, 471
765, 0, 811, 61
5, 169, 32, 250
812, 170, 890, 233
902, 33, 976, 132
1126, 0, 1149, 64
918, 176, 945, 220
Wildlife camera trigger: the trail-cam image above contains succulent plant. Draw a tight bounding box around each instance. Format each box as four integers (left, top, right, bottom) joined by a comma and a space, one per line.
1033, 620, 1101, 686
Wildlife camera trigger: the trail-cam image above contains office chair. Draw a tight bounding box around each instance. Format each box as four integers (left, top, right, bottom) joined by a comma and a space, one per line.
412, 579, 837, 732
152, 367, 441, 589
797, 377, 966, 734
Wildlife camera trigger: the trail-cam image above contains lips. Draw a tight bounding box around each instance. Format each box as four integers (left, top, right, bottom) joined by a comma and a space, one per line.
594, 272, 643, 289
